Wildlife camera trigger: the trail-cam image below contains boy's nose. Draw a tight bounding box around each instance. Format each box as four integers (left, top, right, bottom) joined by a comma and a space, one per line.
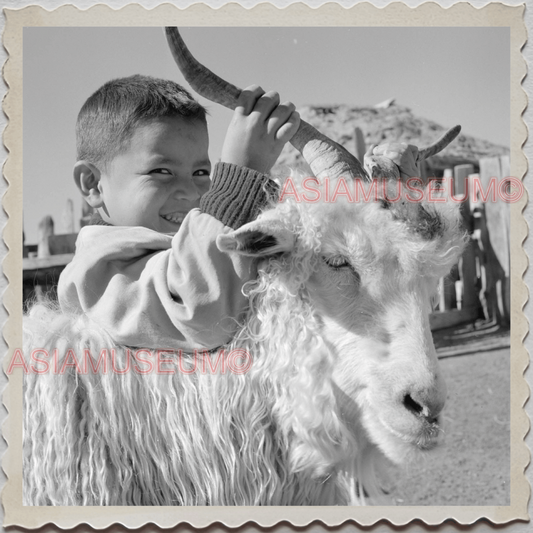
176, 177, 202, 202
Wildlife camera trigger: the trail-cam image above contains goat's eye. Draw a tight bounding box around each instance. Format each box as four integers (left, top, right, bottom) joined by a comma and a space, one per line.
323, 255, 351, 270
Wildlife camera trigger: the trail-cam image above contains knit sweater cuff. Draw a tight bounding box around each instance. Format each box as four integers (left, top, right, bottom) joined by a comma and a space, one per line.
200, 163, 279, 229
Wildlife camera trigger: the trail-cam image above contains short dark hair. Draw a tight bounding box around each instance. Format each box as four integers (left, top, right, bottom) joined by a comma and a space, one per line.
76, 74, 207, 168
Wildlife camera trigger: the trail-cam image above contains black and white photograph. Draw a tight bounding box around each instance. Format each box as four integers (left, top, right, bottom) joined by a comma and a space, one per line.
2, 2, 528, 529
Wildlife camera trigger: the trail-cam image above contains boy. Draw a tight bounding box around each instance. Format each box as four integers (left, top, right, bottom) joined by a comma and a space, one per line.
58, 74, 300, 351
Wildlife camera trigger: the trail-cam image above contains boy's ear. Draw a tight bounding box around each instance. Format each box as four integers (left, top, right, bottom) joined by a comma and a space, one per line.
73, 161, 104, 209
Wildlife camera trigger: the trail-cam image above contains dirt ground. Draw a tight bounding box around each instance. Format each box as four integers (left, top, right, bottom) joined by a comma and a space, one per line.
389, 347, 510, 506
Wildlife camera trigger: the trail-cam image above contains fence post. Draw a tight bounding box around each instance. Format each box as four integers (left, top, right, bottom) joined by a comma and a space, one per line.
478, 156, 510, 325
37, 215, 54, 258
499, 155, 511, 321
62, 199, 75, 234
454, 164, 479, 315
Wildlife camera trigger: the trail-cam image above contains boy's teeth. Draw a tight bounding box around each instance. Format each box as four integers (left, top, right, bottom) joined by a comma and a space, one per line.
162, 213, 185, 224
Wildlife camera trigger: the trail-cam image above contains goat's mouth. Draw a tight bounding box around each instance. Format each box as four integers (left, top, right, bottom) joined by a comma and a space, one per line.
378, 414, 442, 451
413, 420, 442, 450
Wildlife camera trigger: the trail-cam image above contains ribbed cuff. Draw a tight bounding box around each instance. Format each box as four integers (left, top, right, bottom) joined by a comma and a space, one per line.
200, 163, 279, 229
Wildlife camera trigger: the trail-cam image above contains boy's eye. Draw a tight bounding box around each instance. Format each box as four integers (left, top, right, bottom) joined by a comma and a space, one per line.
193, 169, 211, 177
151, 168, 173, 176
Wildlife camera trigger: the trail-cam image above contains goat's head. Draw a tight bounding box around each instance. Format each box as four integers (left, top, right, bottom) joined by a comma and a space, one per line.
166, 28, 466, 465
218, 181, 465, 465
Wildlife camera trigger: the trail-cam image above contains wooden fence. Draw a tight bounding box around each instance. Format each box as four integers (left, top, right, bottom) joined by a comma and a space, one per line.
429, 155, 510, 330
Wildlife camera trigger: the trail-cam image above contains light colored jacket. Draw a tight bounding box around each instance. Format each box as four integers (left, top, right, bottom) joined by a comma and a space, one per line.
58, 163, 276, 351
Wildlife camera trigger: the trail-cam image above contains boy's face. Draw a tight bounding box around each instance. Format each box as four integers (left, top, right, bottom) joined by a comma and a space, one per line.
98, 116, 211, 233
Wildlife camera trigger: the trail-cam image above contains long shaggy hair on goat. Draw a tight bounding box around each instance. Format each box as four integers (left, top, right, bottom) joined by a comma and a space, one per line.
23, 203, 385, 506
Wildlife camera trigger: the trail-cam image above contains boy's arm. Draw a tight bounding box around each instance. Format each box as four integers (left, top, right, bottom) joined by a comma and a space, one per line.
59, 212, 259, 351
200, 161, 278, 229
200, 86, 299, 228
161, 88, 299, 348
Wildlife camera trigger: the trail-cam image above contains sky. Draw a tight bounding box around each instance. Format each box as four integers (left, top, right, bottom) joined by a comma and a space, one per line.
23, 26, 510, 244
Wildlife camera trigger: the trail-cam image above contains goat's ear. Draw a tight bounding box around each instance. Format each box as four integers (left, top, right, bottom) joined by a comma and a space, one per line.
217, 218, 295, 257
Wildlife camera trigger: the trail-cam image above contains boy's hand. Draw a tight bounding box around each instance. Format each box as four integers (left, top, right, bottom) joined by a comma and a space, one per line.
371, 142, 419, 180
220, 85, 301, 174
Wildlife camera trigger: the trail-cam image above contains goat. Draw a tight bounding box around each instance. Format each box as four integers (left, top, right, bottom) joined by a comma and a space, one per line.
22, 28, 466, 505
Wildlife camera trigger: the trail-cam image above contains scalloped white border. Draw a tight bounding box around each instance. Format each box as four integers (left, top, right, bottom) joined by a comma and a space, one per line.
1, 2, 529, 530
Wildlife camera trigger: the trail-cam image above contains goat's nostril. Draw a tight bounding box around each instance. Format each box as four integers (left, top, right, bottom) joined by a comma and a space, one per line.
403, 394, 424, 416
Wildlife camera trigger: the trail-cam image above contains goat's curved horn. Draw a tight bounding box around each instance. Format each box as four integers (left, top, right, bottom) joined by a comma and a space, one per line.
418, 125, 461, 160
165, 27, 369, 183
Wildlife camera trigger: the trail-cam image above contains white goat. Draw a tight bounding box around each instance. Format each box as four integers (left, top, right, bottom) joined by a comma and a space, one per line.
22, 28, 466, 505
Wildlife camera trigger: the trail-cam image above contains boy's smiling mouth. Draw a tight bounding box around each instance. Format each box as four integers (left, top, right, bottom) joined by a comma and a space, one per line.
161, 212, 187, 225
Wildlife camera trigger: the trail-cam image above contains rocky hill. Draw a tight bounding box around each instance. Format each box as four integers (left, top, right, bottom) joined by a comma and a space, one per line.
275, 103, 509, 176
